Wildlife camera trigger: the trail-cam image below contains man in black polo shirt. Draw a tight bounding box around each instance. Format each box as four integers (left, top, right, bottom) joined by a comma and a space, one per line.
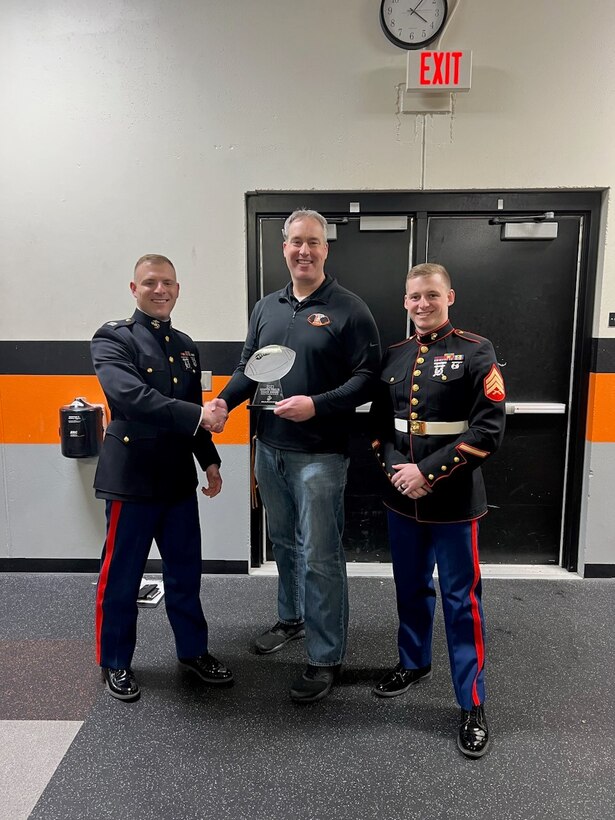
218, 209, 380, 703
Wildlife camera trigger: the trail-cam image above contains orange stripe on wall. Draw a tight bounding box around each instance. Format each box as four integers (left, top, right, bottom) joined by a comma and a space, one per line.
0, 375, 249, 445
586, 372, 615, 442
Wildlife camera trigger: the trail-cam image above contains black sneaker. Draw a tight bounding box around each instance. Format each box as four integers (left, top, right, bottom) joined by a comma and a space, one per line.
289, 664, 341, 703
102, 667, 140, 701
178, 653, 234, 685
457, 704, 490, 758
254, 621, 305, 654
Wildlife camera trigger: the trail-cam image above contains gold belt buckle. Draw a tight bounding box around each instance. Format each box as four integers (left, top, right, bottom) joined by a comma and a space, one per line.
410, 420, 426, 435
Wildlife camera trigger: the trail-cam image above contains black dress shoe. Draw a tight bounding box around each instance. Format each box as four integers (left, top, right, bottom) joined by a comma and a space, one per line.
372, 663, 432, 697
289, 664, 341, 703
178, 652, 234, 685
102, 667, 140, 701
457, 704, 490, 758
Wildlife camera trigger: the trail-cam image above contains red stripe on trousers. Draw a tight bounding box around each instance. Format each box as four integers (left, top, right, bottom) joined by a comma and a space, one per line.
468, 519, 485, 706
95, 500, 122, 665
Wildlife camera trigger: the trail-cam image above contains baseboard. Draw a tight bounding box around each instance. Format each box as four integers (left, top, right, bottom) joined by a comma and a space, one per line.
0, 558, 249, 575
583, 563, 615, 578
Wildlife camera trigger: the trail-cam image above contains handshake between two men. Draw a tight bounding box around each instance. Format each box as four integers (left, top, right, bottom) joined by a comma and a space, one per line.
200, 398, 229, 433
200, 394, 317, 434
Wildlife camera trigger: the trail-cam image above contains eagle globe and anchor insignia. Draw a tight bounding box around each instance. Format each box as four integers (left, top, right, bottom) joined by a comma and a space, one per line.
244, 345, 296, 409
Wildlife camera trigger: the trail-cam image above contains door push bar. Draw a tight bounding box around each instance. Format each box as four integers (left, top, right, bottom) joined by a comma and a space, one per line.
355, 402, 566, 415
505, 402, 566, 415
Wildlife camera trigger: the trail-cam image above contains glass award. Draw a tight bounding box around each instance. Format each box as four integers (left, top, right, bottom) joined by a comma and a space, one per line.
244, 345, 296, 410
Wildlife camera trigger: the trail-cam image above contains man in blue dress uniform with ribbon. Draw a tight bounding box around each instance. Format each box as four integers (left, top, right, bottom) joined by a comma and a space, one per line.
370, 262, 506, 758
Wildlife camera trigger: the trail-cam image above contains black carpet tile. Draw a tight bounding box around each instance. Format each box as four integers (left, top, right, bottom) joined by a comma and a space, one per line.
0, 574, 612, 820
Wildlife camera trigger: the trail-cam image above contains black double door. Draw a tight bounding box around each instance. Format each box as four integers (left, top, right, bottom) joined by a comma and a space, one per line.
249, 192, 599, 567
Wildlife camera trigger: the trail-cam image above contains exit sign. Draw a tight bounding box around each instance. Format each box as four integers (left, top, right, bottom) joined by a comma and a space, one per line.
406, 50, 472, 91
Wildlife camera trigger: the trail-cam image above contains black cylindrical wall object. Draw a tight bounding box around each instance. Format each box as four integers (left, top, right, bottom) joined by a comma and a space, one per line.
59, 398, 104, 458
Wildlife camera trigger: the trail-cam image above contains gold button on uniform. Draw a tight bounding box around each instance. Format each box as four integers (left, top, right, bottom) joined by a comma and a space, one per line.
410, 412, 418, 420
412, 384, 420, 392
441, 465, 447, 471
389, 376, 395, 382
441, 375, 447, 381
428, 474, 435, 480
123, 436, 130, 443
169, 356, 174, 363
454, 456, 460, 463
146, 367, 153, 373
417, 357, 424, 364
413, 370, 421, 377
411, 398, 419, 406
421, 346, 428, 353
173, 377, 178, 384
165, 335, 170, 342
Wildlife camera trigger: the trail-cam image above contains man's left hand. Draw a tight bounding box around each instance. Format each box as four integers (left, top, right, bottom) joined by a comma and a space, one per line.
201, 464, 222, 498
273, 395, 315, 422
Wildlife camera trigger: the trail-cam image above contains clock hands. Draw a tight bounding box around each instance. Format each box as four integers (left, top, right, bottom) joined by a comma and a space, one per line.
408, 0, 428, 25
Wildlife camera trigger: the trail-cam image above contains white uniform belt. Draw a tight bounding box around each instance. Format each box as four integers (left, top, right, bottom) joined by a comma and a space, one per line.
395, 418, 469, 436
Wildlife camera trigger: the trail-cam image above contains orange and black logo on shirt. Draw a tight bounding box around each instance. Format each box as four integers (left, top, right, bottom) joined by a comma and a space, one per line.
307, 313, 331, 327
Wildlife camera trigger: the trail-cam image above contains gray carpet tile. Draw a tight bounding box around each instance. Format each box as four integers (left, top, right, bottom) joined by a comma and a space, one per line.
0, 574, 612, 820
0, 720, 82, 820
0, 638, 99, 720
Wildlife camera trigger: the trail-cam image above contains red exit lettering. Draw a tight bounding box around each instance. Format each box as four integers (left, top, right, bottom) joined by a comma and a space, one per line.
420, 51, 463, 86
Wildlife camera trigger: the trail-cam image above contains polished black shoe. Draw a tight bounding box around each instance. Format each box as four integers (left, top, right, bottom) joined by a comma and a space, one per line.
289, 664, 340, 703
102, 667, 140, 701
178, 652, 234, 685
457, 704, 490, 758
254, 621, 305, 654
372, 663, 432, 697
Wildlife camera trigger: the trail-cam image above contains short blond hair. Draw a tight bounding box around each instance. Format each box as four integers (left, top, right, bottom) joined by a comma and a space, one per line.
134, 254, 176, 277
406, 263, 451, 289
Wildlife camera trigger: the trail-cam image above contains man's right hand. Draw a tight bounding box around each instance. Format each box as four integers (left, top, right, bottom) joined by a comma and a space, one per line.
201, 398, 228, 433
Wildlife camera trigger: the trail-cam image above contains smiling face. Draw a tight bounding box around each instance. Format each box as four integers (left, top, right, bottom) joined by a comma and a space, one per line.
282, 217, 328, 297
404, 272, 455, 334
130, 260, 179, 321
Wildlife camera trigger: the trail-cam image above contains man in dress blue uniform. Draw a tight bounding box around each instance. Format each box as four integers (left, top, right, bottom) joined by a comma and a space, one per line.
370, 263, 506, 757
91, 253, 233, 701
216, 209, 381, 703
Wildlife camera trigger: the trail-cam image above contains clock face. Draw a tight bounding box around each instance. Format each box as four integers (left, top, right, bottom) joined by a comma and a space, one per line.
380, 0, 448, 50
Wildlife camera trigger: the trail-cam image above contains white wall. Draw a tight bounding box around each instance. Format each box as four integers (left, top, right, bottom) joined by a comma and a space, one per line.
4, 0, 612, 340
2, 0, 614, 567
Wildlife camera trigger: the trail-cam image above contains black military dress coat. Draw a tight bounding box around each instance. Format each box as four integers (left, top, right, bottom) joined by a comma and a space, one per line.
370, 320, 506, 523
91, 309, 220, 502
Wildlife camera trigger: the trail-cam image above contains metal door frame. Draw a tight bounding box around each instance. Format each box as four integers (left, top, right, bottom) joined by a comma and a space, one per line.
246, 189, 604, 571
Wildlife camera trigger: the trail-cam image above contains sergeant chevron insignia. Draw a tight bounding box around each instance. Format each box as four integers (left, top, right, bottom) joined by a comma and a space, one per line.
484, 364, 506, 401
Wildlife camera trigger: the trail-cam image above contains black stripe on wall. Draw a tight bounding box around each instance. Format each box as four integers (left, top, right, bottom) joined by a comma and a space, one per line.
0, 341, 244, 376
591, 338, 615, 373
584, 563, 615, 578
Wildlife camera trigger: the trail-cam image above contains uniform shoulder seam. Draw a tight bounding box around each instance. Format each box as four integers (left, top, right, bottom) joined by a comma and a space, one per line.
389, 337, 414, 350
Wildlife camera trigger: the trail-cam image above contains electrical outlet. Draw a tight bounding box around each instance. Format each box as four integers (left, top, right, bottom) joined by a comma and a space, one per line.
609, 313, 615, 327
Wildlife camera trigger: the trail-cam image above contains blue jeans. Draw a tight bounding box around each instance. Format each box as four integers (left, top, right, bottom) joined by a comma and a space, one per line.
254, 440, 349, 666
